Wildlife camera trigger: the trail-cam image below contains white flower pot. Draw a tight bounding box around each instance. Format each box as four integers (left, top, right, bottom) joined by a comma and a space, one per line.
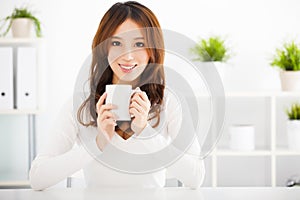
11, 18, 33, 38
229, 124, 255, 151
201, 61, 230, 91
214, 61, 228, 82
287, 120, 300, 151
280, 71, 300, 91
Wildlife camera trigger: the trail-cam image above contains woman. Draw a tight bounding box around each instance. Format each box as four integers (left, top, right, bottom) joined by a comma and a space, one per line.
29, 1, 205, 190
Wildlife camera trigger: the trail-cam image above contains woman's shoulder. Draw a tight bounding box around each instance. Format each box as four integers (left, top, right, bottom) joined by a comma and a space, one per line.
162, 88, 182, 111
56, 96, 79, 130
58, 96, 74, 118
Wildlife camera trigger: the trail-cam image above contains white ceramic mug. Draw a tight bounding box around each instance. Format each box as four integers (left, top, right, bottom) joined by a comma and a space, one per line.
105, 84, 136, 121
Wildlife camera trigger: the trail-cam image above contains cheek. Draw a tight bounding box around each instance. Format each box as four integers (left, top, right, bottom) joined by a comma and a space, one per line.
108, 48, 122, 65
136, 50, 150, 64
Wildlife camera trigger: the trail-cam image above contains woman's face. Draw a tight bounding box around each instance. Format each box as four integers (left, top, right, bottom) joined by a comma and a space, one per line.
108, 19, 149, 84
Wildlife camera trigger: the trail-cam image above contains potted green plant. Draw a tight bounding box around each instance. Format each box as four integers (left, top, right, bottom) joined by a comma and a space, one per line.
270, 41, 300, 91
0, 7, 42, 38
286, 103, 300, 151
190, 36, 231, 62
190, 36, 232, 90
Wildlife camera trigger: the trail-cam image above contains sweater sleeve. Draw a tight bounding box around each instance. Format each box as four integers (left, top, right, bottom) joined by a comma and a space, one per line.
164, 91, 205, 189
29, 99, 94, 190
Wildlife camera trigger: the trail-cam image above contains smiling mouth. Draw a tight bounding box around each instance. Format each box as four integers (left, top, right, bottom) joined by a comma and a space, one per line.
119, 64, 137, 73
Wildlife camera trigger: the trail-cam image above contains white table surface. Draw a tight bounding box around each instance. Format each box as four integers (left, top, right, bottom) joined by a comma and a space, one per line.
0, 187, 300, 200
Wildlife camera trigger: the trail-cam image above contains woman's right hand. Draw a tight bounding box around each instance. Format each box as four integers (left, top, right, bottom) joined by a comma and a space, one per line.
95, 92, 118, 151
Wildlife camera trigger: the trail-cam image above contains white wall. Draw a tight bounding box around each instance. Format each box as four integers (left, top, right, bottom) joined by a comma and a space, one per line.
1, 0, 300, 178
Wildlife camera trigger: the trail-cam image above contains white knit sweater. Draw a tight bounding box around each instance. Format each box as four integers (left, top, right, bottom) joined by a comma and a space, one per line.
29, 89, 205, 190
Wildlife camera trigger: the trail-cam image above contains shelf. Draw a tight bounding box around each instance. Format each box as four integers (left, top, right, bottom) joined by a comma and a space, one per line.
214, 149, 300, 156
215, 149, 271, 156
225, 91, 300, 97
275, 149, 300, 156
0, 172, 30, 189
0, 109, 42, 115
0, 180, 30, 188
195, 91, 300, 98
0, 38, 43, 45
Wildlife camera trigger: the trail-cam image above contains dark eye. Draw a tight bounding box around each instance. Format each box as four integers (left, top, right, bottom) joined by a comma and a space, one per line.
135, 42, 145, 47
112, 41, 121, 46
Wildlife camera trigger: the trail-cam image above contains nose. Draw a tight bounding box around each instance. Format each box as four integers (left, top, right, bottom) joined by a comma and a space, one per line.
122, 51, 134, 62
122, 46, 134, 61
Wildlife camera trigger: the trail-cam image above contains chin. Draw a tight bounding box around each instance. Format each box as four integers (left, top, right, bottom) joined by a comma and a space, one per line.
118, 74, 140, 83
118, 71, 144, 83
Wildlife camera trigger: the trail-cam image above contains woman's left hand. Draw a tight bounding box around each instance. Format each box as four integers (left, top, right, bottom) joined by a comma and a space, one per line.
129, 91, 151, 134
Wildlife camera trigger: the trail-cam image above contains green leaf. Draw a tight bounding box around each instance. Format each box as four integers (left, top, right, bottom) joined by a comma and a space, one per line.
190, 36, 231, 62
271, 41, 300, 71
286, 103, 300, 120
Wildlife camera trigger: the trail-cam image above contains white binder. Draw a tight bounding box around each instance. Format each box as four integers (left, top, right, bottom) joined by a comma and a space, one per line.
16, 47, 37, 109
0, 47, 14, 110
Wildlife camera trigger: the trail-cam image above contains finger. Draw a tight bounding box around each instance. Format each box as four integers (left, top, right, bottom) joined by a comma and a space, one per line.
131, 95, 149, 111
99, 104, 117, 115
129, 107, 141, 118
99, 111, 117, 122
129, 108, 148, 119
139, 92, 151, 110
131, 93, 144, 106
130, 101, 144, 113
139, 91, 149, 102
131, 91, 149, 104
96, 92, 107, 112
103, 118, 117, 126
103, 118, 117, 127
132, 91, 150, 103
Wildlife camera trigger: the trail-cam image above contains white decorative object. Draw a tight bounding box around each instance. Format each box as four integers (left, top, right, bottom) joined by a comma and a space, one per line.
214, 61, 226, 80
280, 71, 300, 91
287, 120, 300, 151
214, 62, 230, 90
11, 18, 33, 38
229, 124, 255, 151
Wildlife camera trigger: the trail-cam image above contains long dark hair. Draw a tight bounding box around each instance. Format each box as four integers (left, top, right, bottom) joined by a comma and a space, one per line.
77, 1, 165, 132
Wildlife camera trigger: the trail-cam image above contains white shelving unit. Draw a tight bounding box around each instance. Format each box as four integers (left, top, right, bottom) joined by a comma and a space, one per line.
203, 91, 300, 187
0, 38, 44, 188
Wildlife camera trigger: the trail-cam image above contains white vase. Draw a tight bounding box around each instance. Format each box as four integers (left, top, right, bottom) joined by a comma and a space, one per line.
214, 61, 227, 81
229, 124, 255, 151
280, 71, 300, 91
11, 18, 33, 38
287, 120, 300, 151
200, 61, 229, 91
214, 62, 234, 91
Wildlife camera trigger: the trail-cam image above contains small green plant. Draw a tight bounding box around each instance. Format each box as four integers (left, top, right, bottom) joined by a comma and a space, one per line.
270, 41, 300, 71
286, 103, 300, 120
0, 7, 42, 37
190, 36, 231, 62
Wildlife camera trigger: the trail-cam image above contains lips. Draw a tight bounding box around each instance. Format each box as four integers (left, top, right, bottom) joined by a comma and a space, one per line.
119, 64, 137, 73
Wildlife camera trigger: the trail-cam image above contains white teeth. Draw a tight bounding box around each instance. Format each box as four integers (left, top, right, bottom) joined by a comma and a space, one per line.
120, 65, 136, 70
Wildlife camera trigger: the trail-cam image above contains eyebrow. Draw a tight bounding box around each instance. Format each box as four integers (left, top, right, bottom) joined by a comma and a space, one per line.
111, 36, 145, 40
